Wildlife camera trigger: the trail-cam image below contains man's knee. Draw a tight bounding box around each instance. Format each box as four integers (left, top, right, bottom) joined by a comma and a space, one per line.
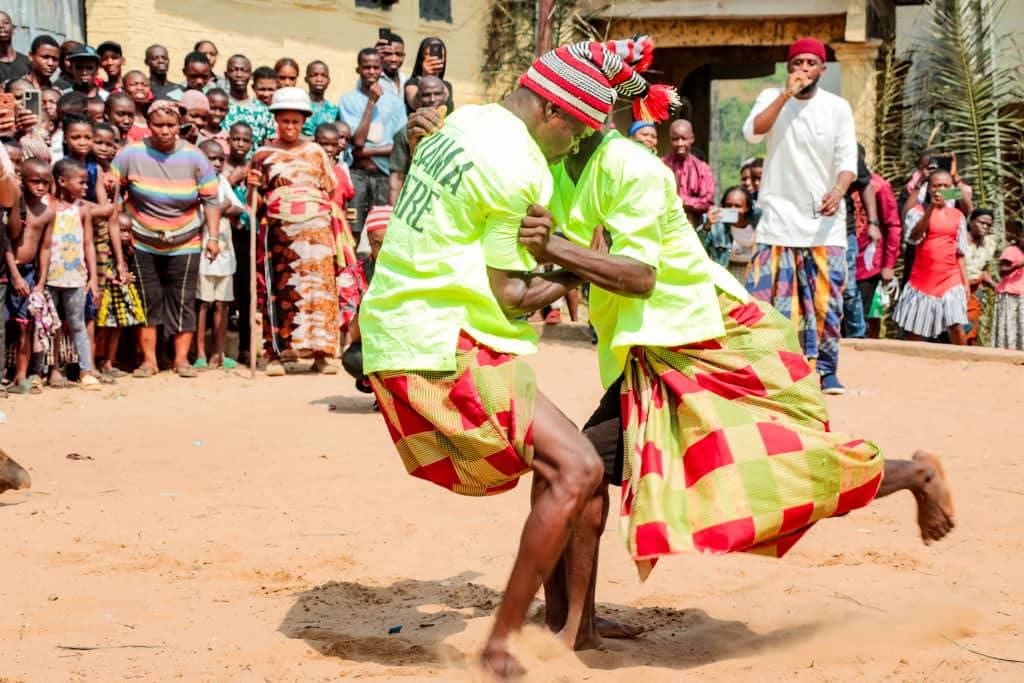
558, 444, 603, 503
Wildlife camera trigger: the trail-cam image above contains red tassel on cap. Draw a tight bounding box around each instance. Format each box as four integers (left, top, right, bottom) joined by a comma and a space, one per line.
633, 84, 681, 123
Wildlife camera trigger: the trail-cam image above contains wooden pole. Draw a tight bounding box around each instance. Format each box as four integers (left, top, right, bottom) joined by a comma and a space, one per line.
249, 187, 258, 378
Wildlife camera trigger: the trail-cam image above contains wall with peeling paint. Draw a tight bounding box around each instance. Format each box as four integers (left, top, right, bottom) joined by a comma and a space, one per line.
84, 0, 489, 104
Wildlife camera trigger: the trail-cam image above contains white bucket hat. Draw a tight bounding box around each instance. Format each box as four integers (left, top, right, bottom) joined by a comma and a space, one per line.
268, 87, 313, 115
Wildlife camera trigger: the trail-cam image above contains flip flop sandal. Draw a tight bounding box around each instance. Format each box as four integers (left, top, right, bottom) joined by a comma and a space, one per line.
80, 374, 102, 391
176, 365, 199, 378
221, 357, 238, 370
193, 358, 209, 369
8, 379, 43, 395
99, 372, 117, 384
49, 375, 70, 389
105, 368, 129, 378
132, 366, 158, 378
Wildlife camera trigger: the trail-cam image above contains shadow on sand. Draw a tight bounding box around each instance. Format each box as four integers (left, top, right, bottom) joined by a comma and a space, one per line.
308, 394, 377, 414
279, 572, 821, 671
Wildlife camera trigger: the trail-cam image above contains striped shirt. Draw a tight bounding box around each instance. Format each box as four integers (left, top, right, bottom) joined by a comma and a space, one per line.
111, 139, 218, 236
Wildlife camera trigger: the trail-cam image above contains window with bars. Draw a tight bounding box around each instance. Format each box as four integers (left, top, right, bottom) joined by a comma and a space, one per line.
420, 0, 452, 23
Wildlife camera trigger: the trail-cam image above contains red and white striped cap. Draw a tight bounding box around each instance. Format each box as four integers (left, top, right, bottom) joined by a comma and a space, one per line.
519, 36, 678, 130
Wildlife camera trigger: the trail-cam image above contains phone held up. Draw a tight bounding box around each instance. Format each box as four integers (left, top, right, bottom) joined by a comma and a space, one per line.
718, 208, 741, 224
940, 187, 964, 201
18, 89, 41, 119
379, 27, 391, 41
428, 42, 443, 59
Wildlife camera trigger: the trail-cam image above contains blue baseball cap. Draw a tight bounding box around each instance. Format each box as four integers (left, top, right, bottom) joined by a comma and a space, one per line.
67, 45, 100, 62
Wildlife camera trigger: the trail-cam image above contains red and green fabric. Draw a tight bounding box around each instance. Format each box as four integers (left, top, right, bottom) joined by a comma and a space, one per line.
370, 333, 536, 497
619, 292, 884, 579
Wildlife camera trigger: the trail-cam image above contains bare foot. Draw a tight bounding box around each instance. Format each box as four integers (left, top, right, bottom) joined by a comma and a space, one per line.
596, 615, 644, 639
568, 626, 602, 651
912, 451, 955, 544
480, 640, 525, 680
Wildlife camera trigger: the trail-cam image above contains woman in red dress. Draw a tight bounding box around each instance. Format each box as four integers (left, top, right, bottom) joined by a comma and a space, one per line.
892, 170, 969, 343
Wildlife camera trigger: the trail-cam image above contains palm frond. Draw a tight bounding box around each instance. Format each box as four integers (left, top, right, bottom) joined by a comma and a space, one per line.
907, 0, 1024, 241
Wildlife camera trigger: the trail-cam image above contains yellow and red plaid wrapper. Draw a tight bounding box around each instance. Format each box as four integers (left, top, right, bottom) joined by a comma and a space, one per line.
619, 293, 884, 578
370, 333, 536, 496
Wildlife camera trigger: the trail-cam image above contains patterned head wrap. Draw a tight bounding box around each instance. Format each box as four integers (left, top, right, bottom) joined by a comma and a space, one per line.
519, 35, 679, 130
147, 98, 181, 120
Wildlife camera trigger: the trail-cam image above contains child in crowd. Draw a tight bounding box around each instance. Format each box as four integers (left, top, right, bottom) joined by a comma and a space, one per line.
49, 91, 88, 162
121, 70, 152, 142
225, 122, 253, 191
91, 122, 143, 377
302, 60, 339, 138
3, 141, 22, 175
274, 58, 299, 88
224, 121, 253, 364
41, 88, 61, 128
314, 122, 355, 211
34, 159, 101, 390
91, 122, 119, 198
223, 61, 276, 149
62, 115, 108, 204
179, 90, 210, 146
194, 140, 242, 369
104, 92, 135, 142
86, 96, 105, 124
5, 158, 54, 394
201, 87, 230, 152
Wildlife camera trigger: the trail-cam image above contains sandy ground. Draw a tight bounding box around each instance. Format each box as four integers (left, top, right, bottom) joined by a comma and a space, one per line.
1, 341, 1022, 682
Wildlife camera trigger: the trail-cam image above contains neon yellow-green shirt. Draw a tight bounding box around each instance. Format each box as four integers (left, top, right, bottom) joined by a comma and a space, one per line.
550, 132, 749, 388
361, 104, 548, 372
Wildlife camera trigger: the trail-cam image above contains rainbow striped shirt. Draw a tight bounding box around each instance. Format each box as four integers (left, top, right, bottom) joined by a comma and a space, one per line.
111, 139, 218, 237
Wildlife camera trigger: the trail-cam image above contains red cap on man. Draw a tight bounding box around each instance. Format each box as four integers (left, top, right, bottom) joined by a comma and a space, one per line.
788, 37, 827, 63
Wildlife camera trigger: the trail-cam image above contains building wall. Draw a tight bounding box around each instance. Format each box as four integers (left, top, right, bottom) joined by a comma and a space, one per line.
83, 0, 490, 104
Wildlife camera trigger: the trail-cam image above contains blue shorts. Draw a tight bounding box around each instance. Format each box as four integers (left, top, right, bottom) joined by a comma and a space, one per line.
4, 264, 37, 324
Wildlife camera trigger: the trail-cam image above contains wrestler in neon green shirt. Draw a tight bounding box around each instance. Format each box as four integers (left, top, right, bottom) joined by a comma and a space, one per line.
360, 103, 549, 373
548, 130, 748, 388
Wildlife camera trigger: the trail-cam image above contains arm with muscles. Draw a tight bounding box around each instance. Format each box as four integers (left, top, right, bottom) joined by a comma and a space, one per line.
487, 266, 583, 319
519, 204, 655, 298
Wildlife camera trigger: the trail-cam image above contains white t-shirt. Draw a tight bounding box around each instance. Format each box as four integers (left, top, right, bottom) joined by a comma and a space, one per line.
742, 87, 857, 248
200, 175, 240, 277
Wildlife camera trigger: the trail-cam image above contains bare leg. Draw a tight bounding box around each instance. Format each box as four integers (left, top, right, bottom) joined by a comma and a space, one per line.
137, 326, 159, 371
104, 328, 122, 372
532, 476, 568, 633
947, 324, 967, 346
210, 302, 227, 366
195, 302, 209, 362
876, 453, 955, 544
481, 391, 602, 679
566, 288, 580, 322
559, 481, 608, 650
13, 323, 32, 382
173, 332, 194, 370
